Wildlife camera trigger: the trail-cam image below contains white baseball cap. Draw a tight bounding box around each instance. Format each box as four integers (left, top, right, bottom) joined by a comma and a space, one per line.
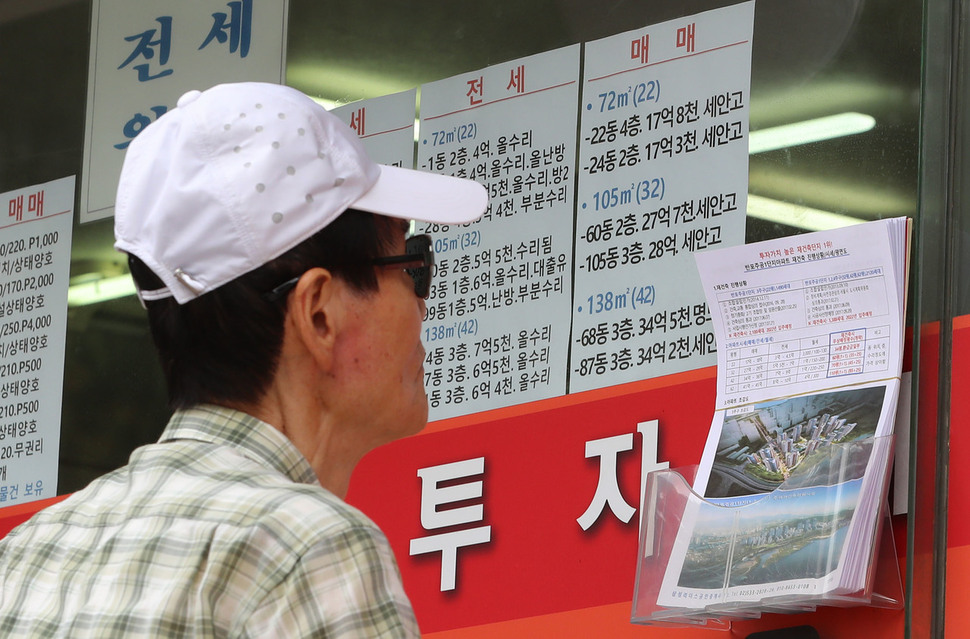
114, 82, 488, 304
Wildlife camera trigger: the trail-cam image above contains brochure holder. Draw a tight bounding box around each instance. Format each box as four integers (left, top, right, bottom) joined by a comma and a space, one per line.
631, 436, 902, 628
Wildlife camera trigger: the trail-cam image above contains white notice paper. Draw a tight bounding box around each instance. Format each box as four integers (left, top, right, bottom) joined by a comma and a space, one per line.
81, 0, 288, 222
331, 90, 417, 168
571, 1, 754, 393
653, 218, 910, 612
0, 176, 76, 505
418, 46, 580, 421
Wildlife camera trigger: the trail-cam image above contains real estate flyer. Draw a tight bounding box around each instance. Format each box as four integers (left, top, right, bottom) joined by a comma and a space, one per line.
652, 217, 909, 613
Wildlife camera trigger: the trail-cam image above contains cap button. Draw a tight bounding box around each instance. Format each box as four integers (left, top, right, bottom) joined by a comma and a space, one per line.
177, 90, 203, 108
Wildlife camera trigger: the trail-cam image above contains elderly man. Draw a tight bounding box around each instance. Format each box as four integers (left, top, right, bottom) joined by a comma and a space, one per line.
0, 82, 486, 637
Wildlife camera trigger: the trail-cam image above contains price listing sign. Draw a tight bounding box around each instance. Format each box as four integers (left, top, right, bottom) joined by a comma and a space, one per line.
571, 1, 755, 392
0, 176, 75, 505
80, 0, 288, 222
331, 89, 417, 169
418, 46, 581, 421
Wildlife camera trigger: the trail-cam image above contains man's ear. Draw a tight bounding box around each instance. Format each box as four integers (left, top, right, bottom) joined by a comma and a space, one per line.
287, 268, 338, 371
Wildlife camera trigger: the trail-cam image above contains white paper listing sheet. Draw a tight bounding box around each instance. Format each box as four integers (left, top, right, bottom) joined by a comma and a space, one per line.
80, 0, 288, 222
570, 1, 754, 393
0, 176, 75, 505
654, 218, 909, 608
331, 89, 417, 169
417, 45, 580, 421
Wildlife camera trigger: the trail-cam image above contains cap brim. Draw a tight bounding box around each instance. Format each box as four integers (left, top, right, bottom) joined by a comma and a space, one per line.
351, 164, 488, 225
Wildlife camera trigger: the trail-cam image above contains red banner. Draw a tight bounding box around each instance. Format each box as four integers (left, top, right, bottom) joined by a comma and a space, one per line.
348, 369, 715, 632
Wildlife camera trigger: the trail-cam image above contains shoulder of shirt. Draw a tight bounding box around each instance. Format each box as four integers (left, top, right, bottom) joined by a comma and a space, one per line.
4, 443, 387, 556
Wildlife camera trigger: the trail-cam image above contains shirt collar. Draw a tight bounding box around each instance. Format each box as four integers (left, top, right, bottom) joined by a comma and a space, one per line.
158, 404, 319, 486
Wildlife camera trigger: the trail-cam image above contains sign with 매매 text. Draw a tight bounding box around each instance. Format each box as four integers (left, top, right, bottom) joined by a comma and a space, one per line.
0, 176, 75, 505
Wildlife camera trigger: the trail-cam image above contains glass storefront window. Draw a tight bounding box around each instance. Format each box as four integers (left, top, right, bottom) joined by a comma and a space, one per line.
0, 1, 955, 635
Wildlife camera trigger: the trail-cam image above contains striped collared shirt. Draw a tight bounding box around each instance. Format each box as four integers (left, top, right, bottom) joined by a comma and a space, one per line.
0, 405, 419, 638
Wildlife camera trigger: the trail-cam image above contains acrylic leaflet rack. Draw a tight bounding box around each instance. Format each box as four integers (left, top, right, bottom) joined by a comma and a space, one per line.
631, 436, 902, 628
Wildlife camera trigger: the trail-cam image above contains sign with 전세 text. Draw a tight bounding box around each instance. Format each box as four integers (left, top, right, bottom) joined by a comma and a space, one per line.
80, 0, 288, 222
331, 89, 417, 169
417, 45, 581, 421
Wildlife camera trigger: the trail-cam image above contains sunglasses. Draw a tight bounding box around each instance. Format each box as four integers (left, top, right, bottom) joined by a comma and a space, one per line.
372, 234, 435, 299
265, 234, 435, 302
